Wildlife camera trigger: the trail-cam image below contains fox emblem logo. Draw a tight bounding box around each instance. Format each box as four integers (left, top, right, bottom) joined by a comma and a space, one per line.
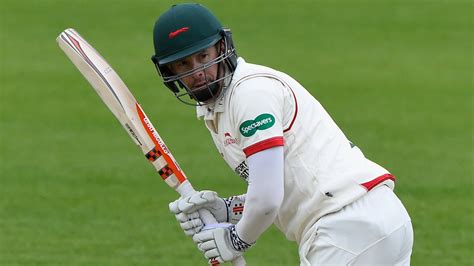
168, 27, 190, 39
224, 132, 238, 146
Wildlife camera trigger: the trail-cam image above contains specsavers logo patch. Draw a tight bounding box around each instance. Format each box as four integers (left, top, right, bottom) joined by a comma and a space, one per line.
239, 113, 275, 137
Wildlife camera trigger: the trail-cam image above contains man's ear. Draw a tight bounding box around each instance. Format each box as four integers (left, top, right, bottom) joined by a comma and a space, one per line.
219, 41, 225, 53
166, 64, 175, 75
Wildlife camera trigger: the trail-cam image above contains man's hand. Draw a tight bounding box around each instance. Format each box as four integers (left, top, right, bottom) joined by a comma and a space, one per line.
169, 191, 245, 237
193, 223, 254, 264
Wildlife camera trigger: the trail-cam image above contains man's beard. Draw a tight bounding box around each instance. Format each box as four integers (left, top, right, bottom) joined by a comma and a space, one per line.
191, 82, 221, 102
189, 62, 224, 103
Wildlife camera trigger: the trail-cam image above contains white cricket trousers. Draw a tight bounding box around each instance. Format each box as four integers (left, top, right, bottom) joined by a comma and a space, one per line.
300, 185, 413, 265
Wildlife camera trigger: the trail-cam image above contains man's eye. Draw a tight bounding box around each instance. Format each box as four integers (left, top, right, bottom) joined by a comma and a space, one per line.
175, 61, 187, 69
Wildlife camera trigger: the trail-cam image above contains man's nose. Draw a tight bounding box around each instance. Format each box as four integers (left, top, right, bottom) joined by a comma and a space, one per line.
190, 59, 205, 78
193, 70, 204, 79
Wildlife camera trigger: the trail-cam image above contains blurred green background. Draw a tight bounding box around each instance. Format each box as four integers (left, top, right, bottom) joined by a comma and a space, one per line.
1, 0, 472, 265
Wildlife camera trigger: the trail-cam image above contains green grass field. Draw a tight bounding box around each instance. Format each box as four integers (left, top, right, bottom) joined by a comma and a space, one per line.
1, 0, 472, 265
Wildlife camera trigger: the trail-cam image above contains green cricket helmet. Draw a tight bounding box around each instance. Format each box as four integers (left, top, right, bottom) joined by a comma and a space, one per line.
151, 3, 237, 105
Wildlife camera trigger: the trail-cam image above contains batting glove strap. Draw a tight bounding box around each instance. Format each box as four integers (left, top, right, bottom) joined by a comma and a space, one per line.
229, 225, 254, 252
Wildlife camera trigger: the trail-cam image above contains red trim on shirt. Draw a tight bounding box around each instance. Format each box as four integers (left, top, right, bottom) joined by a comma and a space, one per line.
283, 87, 298, 133
243, 136, 284, 157
361, 173, 396, 191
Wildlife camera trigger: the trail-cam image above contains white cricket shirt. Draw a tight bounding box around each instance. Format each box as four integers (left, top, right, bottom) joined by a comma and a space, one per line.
196, 58, 395, 243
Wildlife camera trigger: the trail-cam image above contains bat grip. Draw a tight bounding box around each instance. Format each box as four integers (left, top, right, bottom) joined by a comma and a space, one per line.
177, 181, 246, 266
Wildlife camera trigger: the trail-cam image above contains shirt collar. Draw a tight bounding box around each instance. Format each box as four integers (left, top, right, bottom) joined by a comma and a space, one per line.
196, 94, 225, 120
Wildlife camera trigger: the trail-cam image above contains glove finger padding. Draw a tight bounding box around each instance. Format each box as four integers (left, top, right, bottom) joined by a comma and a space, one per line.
193, 224, 249, 263
204, 249, 221, 262
179, 214, 203, 230
170, 191, 245, 225
169, 199, 180, 214
198, 239, 217, 251
169, 191, 242, 238
194, 230, 225, 264
184, 227, 202, 237
193, 227, 215, 243
179, 191, 220, 213
175, 211, 200, 222
175, 212, 203, 236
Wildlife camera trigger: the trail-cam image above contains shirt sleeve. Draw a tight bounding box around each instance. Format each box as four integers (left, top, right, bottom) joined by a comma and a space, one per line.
235, 146, 284, 244
231, 77, 286, 157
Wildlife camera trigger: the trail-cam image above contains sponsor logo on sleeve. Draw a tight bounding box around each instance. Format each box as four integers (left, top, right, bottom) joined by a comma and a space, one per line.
239, 113, 275, 137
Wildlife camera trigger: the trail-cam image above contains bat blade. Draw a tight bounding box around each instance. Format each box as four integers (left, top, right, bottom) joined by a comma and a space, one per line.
57, 28, 186, 189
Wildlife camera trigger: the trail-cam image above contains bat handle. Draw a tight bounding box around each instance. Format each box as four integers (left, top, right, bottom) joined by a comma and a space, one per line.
177, 181, 247, 265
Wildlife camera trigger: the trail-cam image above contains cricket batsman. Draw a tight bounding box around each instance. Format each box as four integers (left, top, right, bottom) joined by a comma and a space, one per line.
151, 3, 414, 265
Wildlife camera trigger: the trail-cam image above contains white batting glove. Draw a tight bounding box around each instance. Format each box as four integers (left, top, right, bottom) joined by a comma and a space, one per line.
193, 223, 254, 264
169, 191, 245, 237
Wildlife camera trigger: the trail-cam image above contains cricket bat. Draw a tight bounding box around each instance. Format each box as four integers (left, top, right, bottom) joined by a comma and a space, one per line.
56, 28, 245, 266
